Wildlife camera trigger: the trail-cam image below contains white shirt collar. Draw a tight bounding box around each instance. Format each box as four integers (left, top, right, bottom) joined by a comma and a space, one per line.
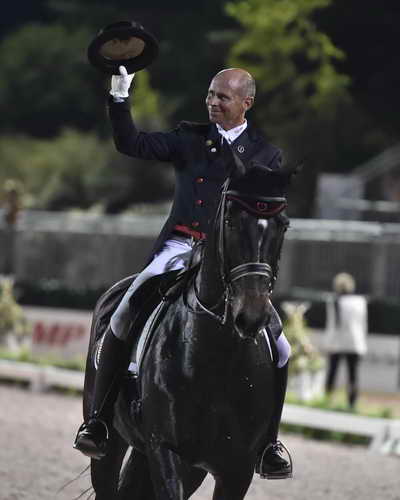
216, 120, 247, 144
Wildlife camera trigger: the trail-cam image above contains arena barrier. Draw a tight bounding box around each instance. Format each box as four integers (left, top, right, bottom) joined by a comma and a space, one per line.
15, 307, 400, 394
2, 212, 400, 297
0, 358, 399, 457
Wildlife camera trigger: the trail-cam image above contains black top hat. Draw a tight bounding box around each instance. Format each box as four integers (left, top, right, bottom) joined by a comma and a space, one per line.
87, 21, 159, 75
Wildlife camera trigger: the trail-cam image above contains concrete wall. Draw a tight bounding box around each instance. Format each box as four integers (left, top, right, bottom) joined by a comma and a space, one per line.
2, 212, 400, 297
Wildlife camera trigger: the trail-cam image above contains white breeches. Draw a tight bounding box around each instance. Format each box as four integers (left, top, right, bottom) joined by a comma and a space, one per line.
110, 235, 192, 338
110, 235, 290, 367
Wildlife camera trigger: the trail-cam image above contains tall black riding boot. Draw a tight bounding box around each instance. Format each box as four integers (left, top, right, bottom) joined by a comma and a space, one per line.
74, 326, 127, 460
256, 362, 293, 479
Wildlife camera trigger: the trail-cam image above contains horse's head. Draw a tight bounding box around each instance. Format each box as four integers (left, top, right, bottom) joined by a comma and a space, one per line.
216, 162, 296, 339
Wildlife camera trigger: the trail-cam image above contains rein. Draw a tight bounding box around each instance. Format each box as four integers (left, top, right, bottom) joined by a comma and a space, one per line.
187, 177, 286, 325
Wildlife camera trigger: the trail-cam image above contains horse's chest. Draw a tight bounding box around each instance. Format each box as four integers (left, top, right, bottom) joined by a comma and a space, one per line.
142, 326, 274, 457
180, 379, 272, 465
185, 369, 272, 441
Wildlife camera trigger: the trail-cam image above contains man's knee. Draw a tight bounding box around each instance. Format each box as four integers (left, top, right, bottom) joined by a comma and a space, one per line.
110, 300, 131, 339
276, 333, 290, 368
268, 306, 283, 340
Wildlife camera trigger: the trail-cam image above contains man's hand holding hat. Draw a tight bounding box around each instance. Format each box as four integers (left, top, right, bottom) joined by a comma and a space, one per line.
110, 65, 135, 100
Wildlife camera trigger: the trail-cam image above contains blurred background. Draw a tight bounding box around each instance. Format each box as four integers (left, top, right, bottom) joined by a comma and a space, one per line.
0, 1, 400, 399
1, 0, 399, 217
0, 4, 400, 498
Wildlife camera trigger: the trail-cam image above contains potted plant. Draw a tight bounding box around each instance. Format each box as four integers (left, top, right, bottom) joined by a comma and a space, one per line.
282, 301, 325, 401
0, 276, 31, 353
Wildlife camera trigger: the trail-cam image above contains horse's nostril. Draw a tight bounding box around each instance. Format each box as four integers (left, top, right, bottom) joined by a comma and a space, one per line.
234, 310, 269, 338
235, 312, 246, 332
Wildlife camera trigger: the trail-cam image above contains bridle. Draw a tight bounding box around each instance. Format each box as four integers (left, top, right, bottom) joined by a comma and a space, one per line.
187, 177, 287, 325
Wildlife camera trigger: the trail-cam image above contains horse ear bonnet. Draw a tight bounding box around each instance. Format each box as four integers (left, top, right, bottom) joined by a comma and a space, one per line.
229, 160, 302, 198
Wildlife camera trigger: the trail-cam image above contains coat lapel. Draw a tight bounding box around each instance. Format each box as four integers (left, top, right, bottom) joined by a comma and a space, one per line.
185, 121, 277, 176
231, 124, 264, 170
232, 124, 280, 172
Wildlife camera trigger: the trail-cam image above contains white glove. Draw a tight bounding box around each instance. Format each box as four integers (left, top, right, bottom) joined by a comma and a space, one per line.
110, 65, 135, 99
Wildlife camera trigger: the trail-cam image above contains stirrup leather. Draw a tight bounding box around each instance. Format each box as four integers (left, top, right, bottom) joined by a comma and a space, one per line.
257, 440, 293, 480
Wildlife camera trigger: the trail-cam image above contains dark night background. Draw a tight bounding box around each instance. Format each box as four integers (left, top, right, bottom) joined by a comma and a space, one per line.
1, 1, 399, 215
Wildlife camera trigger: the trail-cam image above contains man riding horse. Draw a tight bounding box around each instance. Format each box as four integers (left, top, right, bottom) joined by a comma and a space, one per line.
74, 66, 293, 480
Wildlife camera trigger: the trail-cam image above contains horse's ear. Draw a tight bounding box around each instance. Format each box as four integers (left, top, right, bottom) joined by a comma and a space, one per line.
248, 158, 304, 185
278, 158, 305, 182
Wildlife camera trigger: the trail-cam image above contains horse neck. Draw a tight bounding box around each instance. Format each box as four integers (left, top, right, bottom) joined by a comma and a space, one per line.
191, 240, 239, 367
187, 232, 244, 372
196, 228, 225, 305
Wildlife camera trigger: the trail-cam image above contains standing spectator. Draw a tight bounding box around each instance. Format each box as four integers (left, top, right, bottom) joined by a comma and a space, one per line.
324, 272, 368, 408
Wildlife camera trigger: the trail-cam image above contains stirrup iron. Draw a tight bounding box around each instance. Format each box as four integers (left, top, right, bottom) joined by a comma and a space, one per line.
257, 440, 293, 480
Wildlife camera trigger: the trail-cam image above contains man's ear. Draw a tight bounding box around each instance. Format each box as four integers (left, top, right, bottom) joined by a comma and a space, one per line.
244, 96, 254, 111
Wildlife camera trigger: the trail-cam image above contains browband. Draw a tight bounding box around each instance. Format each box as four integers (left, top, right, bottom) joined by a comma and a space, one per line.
226, 190, 287, 203
226, 191, 287, 217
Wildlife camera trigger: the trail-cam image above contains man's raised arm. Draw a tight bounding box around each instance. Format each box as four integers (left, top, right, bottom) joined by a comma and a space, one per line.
108, 65, 180, 162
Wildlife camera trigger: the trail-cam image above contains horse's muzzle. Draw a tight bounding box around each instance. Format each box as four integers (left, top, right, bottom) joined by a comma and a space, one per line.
232, 297, 272, 339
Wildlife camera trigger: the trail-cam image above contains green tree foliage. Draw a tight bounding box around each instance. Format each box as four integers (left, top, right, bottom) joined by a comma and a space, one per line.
0, 20, 173, 211
44, 0, 236, 122
0, 130, 109, 209
0, 126, 173, 212
131, 70, 164, 129
226, 0, 392, 215
0, 23, 106, 137
1, 1, 398, 214
227, 0, 349, 114
0, 21, 168, 137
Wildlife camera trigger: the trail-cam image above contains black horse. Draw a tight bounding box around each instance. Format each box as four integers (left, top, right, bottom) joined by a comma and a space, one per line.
82, 165, 294, 500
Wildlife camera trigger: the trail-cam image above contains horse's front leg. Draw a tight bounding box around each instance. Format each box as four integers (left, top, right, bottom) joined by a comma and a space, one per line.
117, 448, 156, 500
212, 463, 254, 500
91, 426, 128, 500
147, 444, 206, 500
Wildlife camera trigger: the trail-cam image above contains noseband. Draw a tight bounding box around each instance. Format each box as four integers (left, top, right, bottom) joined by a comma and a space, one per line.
189, 177, 287, 324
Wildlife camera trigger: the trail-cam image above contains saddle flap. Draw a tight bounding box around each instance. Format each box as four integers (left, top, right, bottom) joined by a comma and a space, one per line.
92, 274, 138, 343
128, 269, 182, 322
127, 267, 199, 374
128, 300, 166, 374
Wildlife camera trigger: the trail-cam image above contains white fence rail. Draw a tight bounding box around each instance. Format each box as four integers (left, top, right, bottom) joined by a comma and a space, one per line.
0, 359, 84, 392
282, 404, 400, 455
1, 359, 399, 456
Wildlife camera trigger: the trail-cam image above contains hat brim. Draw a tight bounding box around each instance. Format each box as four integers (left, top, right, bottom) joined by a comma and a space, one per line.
87, 22, 159, 75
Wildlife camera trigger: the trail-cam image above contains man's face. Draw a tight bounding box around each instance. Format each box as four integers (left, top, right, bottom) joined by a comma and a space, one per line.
206, 73, 253, 131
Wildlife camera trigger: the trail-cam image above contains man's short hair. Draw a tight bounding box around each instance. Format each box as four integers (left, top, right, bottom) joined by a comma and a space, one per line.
244, 74, 256, 99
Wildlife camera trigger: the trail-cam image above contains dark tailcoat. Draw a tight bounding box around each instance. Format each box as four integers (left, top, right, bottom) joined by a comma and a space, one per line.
108, 98, 282, 259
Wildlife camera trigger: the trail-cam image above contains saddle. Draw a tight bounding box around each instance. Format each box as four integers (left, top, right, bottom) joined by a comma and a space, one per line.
127, 268, 195, 374
92, 266, 199, 373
